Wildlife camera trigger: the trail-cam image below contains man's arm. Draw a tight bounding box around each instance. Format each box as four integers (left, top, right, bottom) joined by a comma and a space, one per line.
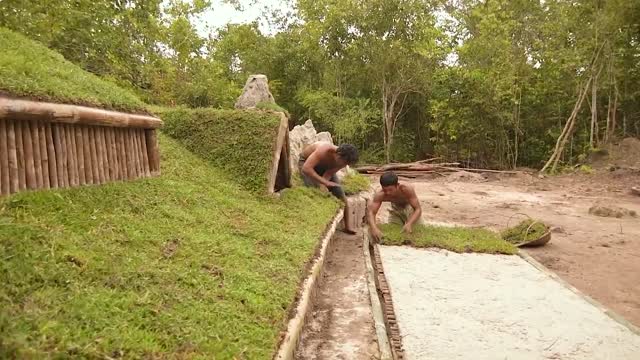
301, 147, 339, 187
403, 187, 423, 231
367, 193, 384, 240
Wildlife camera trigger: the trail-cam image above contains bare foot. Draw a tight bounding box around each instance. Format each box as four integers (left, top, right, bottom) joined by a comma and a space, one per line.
341, 228, 358, 235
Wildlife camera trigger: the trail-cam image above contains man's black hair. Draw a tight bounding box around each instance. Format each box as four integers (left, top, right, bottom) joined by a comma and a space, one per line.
336, 144, 359, 164
380, 171, 399, 187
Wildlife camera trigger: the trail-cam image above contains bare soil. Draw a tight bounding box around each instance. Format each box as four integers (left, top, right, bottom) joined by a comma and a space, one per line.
384, 170, 640, 327
295, 232, 379, 359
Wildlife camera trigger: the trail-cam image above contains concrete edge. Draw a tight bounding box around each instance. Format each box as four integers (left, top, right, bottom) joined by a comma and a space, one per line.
363, 227, 393, 360
518, 250, 640, 336
274, 210, 344, 360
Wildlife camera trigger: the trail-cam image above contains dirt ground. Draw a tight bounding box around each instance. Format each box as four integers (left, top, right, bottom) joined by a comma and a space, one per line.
295, 232, 379, 359
388, 169, 640, 327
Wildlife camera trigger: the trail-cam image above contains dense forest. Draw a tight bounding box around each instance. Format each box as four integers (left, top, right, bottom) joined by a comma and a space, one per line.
2, 0, 639, 169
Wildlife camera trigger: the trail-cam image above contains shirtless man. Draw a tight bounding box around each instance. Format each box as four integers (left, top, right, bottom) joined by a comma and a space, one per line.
299, 142, 359, 234
367, 171, 423, 241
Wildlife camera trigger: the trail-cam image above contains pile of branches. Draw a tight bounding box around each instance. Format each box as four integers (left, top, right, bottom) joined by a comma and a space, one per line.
355, 158, 518, 179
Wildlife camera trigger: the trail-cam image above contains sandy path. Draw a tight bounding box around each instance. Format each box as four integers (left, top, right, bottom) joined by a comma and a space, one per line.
386, 178, 640, 326
379, 246, 640, 360
295, 232, 379, 359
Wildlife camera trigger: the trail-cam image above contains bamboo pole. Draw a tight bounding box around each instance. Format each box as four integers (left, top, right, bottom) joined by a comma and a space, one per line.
94, 127, 106, 184
81, 126, 93, 184
7, 121, 19, 193
0, 120, 9, 195
117, 129, 129, 180
89, 127, 100, 184
45, 123, 58, 189
145, 129, 159, 175
0, 97, 163, 129
38, 122, 50, 189
74, 126, 85, 185
15, 120, 26, 190
30, 121, 43, 188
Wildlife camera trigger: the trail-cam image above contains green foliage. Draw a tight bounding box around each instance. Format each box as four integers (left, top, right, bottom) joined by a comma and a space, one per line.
341, 172, 371, 195
379, 224, 517, 255
579, 165, 595, 174
0, 28, 145, 112
256, 101, 290, 117
160, 108, 282, 193
501, 219, 549, 245
0, 134, 340, 359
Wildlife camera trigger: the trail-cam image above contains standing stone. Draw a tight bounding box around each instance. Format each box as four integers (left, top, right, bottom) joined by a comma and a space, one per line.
234, 74, 275, 109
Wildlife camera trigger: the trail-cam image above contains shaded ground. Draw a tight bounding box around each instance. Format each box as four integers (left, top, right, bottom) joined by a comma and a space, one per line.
379, 246, 640, 359
295, 232, 379, 359
377, 171, 640, 326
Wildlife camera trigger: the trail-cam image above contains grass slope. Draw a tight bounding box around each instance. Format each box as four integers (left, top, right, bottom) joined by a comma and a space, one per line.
0, 134, 340, 359
161, 108, 282, 193
341, 172, 371, 195
380, 224, 517, 254
0, 28, 145, 113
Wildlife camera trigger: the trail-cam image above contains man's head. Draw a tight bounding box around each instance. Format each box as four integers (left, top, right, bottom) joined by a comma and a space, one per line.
336, 144, 359, 166
380, 171, 400, 196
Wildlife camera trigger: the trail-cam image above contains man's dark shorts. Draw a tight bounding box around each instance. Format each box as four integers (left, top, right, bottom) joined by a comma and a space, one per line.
298, 159, 345, 199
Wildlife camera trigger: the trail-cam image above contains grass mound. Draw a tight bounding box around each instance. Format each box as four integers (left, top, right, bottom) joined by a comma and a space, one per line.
0, 28, 145, 113
341, 172, 371, 195
160, 108, 283, 194
379, 223, 517, 254
0, 134, 340, 359
500, 219, 549, 245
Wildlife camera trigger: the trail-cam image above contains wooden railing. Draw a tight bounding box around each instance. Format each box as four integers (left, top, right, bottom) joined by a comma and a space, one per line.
0, 97, 162, 196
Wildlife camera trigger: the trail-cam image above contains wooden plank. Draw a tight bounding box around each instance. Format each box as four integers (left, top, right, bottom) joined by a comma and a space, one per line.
30, 121, 43, 188
45, 123, 58, 189
74, 126, 85, 185
38, 122, 50, 189
0, 120, 9, 195
0, 96, 163, 129
7, 121, 19, 193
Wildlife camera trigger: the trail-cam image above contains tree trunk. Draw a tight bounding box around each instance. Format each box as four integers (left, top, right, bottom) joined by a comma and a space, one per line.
590, 71, 598, 148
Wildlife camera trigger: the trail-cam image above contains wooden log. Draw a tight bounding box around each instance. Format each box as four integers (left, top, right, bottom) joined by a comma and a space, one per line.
107, 128, 120, 181
7, 121, 19, 193
129, 129, 140, 178
59, 124, 70, 187
117, 129, 129, 180
133, 129, 143, 177
138, 130, 150, 177
88, 127, 100, 184
105, 127, 116, 181
81, 126, 93, 184
52, 124, 66, 187
45, 123, 58, 189
0, 97, 163, 129
30, 121, 43, 188
15, 120, 26, 190
94, 127, 106, 183
22, 121, 37, 189
126, 129, 137, 178
37, 122, 50, 189
0, 120, 9, 195
98, 127, 110, 182
74, 126, 85, 185
65, 124, 78, 187
145, 129, 159, 175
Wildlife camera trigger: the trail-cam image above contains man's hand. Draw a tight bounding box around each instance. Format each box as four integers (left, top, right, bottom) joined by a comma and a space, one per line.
371, 227, 383, 241
319, 184, 329, 193
326, 181, 340, 188
401, 223, 413, 234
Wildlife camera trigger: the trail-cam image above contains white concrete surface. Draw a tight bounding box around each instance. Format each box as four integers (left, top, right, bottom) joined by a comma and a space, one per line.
379, 246, 640, 360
